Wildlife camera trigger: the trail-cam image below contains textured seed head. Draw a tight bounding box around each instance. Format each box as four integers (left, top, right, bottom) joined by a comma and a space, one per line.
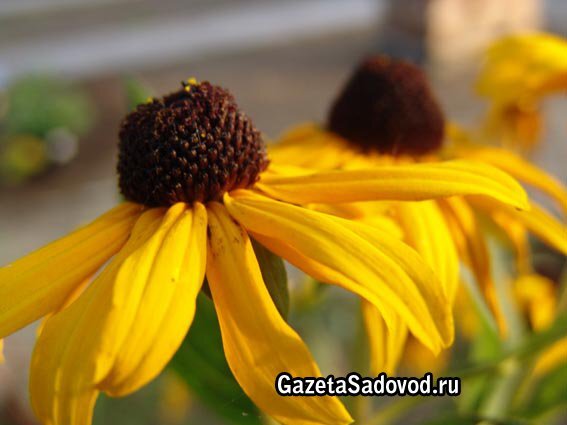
328, 56, 445, 156
118, 80, 269, 206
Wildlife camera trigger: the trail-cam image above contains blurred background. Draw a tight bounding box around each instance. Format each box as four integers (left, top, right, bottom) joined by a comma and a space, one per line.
0, 1, 565, 424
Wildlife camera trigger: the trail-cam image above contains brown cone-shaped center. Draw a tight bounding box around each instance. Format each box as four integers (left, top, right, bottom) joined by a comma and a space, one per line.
118, 80, 269, 206
328, 56, 445, 156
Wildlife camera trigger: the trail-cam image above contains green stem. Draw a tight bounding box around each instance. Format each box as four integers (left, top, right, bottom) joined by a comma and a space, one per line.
477, 358, 527, 422
477, 246, 527, 424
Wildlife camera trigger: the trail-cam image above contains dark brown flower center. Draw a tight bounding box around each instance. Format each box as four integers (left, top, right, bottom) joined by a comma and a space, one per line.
118, 80, 268, 206
328, 56, 445, 156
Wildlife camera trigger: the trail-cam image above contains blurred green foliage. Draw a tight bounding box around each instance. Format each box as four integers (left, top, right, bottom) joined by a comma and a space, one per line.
2, 76, 92, 138
0, 75, 94, 183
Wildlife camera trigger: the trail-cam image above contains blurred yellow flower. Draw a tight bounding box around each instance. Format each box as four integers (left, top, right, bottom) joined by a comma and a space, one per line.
270, 56, 567, 375
0, 79, 524, 425
476, 33, 567, 150
514, 274, 567, 375
159, 372, 193, 425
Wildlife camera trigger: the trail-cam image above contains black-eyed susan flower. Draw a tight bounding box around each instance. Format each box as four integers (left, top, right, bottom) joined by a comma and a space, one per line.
269, 56, 567, 375
475, 32, 567, 150
0, 79, 531, 425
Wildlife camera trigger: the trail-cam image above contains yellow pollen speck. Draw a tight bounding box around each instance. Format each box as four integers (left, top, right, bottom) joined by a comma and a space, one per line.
145, 97, 153, 103
187, 77, 198, 85
200, 132, 206, 138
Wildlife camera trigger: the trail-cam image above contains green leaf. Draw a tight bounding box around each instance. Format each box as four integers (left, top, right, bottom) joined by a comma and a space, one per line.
170, 293, 262, 425
251, 237, 289, 320
452, 311, 567, 380
520, 362, 567, 418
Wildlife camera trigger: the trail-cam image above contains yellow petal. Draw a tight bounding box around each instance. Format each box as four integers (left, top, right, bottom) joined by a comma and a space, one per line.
308, 202, 403, 239
205, 202, 352, 425
438, 198, 506, 334
269, 123, 351, 169
485, 209, 531, 274
362, 301, 407, 375
225, 190, 453, 353
455, 145, 567, 215
102, 203, 208, 396
0, 203, 143, 339
36, 276, 91, 338
471, 198, 567, 255
256, 160, 528, 210
534, 337, 567, 376
30, 207, 167, 425
513, 274, 556, 331
477, 33, 567, 103
396, 201, 460, 302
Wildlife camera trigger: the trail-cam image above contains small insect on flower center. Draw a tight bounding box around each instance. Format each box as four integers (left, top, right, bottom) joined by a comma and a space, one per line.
328, 56, 445, 156
118, 80, 269, 206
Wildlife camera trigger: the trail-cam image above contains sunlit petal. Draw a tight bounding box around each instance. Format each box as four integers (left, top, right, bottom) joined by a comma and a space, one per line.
206, 202, 352, 425
257, 160, 528, 210
0, 203, 143, 338
30, 207, 167, 425
396, 201, 459, 302
362, 301, 407, 375
455, 145, 567, 215
102, 203, 208, 397
225, 190, 453, 353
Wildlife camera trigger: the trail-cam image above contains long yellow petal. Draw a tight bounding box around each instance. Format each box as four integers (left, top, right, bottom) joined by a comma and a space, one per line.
396, 201, 460, 302
361, 301, 407, 375
471, 198, 567, 255
455, 145, 567, 215
206, 202, 352, 425
30, 207, 168, 425
257, 160, 528, 210
102, 203, 207, 396
0, 203, 143, 339
225, 190, 453, 353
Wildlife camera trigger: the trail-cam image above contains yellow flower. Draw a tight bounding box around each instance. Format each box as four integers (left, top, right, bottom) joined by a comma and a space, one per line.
269, 56, 567, 375
0, 79, 528, 425
514, 274, 567, 375
476, 33, 567, 150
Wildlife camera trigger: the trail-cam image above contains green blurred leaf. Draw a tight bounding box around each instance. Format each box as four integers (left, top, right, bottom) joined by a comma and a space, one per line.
520, 362, 567, 418
4, 76, 93, 138
251, 238, 289, 319
453, 311, 567, 380
170, 293, 262, 425
123, 77, 152, 111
